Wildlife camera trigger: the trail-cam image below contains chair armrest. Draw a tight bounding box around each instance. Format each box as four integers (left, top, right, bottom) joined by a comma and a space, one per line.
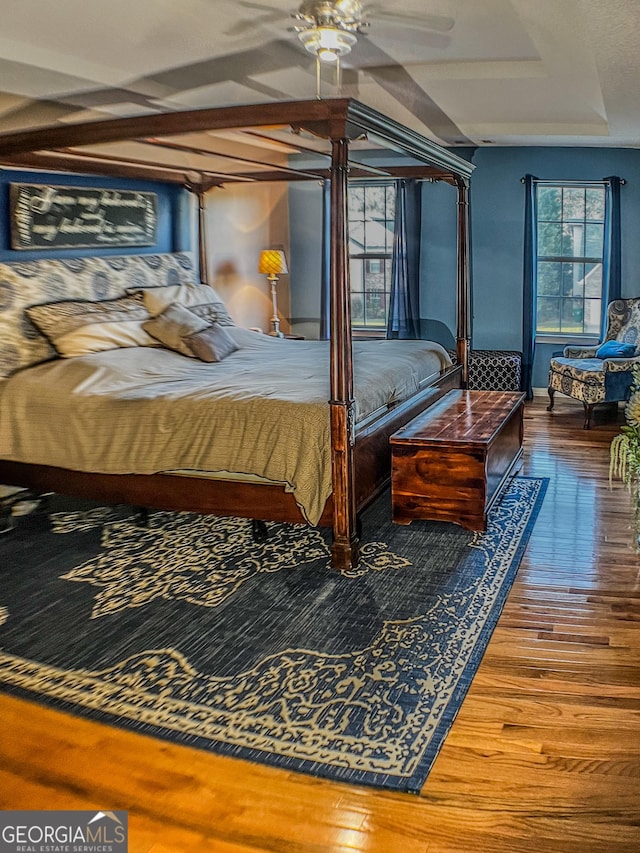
602, 356, 640, 372
563, 344, 598, 358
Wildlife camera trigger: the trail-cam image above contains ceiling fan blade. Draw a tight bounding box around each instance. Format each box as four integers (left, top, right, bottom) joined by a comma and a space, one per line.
225, 13, 287, 36
364, 6, 455, 32
224, 1, 289, 36
236, 1, 284, 12
360, 24, 451, 50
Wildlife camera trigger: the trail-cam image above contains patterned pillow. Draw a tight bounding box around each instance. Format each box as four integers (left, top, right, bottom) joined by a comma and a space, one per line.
188, 302, 235, 327
26, 295, 157, 358
184, 322, 239, 362
0, 252, 197, 379
135, 283, 235, 326
142, 303, 210, 357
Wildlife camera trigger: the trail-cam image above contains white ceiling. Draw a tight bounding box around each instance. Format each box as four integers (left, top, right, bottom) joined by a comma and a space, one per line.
1, 0, 639, 148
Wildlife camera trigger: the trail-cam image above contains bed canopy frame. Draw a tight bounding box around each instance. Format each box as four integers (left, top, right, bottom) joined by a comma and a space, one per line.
0, 98, 473, 569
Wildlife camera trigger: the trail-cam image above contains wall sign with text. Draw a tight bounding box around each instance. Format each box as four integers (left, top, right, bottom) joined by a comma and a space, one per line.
10, 183, 158, 250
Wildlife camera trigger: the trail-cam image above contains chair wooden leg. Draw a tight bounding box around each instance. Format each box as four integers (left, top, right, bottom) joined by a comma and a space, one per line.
583, 403, 594, 429
547, 387, 555, 412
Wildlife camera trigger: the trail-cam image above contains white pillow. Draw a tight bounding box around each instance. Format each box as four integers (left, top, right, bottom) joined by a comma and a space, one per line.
136, 283, 234, 325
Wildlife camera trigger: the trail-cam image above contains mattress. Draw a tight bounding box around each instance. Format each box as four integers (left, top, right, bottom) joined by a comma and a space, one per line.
0, 328, 451, 524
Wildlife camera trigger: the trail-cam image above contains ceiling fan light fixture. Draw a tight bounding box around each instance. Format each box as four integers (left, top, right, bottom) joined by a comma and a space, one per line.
318, 48, 339, 62
298, 26, 357, 61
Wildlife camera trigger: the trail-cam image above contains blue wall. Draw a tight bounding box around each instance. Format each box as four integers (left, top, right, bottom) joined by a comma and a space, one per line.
289, 146, 640, 386
468, 147, 640, 387
0, 168, 191, 263
420, 179, 459, 349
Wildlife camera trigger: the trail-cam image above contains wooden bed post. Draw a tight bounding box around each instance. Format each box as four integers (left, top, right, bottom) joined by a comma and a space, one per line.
197, 187, 209, 285
185, 177, 215, 285
329, 136, 360, 570
456, 177, 471, 387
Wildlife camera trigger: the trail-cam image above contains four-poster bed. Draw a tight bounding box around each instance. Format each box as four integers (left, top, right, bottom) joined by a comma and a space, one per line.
0, 98, 473, 569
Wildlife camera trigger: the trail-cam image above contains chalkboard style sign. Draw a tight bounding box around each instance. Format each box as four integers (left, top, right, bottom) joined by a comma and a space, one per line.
10, 183, 158, 250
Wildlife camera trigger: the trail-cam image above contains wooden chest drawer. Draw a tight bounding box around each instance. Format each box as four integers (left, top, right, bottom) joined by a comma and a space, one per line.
390, 390, 525, 531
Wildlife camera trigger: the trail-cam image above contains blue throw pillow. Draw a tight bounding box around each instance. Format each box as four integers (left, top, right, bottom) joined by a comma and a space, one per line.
595, 340, 637, 359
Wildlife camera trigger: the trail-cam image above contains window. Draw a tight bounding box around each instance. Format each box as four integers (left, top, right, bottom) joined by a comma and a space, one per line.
536, 183, 606, 337
348, 183, 396, 330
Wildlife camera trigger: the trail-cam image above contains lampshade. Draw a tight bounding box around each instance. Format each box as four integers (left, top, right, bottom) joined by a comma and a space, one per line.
298, 26, 357, 62
258, 249, 288, 276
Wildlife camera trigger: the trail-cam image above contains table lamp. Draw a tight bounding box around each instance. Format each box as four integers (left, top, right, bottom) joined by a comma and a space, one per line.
258, 249, 288, 337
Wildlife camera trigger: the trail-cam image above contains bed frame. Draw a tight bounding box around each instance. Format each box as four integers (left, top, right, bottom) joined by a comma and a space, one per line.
0, 98, 473, 570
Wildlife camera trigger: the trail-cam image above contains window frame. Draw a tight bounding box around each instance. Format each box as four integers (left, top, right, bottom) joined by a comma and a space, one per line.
347, 180, 396, 333
534, 180, 607, 343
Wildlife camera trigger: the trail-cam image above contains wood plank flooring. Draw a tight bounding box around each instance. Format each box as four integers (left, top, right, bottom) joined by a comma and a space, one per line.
1, 395, 639, 852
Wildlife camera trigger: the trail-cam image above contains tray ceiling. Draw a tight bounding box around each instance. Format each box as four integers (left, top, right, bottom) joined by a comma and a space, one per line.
0, 0, 639, 148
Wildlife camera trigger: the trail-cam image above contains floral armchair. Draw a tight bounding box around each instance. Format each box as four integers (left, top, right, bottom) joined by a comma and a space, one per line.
547, 297, 640, 429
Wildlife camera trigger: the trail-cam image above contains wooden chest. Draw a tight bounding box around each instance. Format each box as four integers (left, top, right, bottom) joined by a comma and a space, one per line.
390, 390, 525, 531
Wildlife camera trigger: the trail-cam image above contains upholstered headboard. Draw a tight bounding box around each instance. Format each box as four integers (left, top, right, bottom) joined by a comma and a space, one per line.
0, 252, 197, 380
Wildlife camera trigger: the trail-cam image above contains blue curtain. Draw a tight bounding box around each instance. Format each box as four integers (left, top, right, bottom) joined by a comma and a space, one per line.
522, 174, 538, 399
602, 176, 622, 337
387, 179, 422, 339
320, 180, 331, 340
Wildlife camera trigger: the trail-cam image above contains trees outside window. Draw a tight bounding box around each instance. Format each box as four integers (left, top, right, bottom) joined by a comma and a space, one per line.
348, 183, 396, 330
536, 183, 606, 336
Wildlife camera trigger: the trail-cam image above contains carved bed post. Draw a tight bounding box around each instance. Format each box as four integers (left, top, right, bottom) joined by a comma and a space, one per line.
329, 137, 360, 570
456, 177, 471, 387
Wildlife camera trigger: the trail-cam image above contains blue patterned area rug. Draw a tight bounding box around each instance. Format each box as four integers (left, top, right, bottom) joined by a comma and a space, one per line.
0, 477, 546, 793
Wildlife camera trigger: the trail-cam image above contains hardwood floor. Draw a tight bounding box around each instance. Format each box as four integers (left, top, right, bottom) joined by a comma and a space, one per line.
1, 395, 639, 852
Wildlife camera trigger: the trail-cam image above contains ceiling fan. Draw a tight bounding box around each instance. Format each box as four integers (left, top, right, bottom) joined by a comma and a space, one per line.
293, 0, 367, 62
226, 1, 455, 62
217, 0, 461, 131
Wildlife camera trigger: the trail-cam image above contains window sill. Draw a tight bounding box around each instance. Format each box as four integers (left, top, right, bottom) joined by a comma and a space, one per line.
352, 330, 386, 340
535, 334, 599, 345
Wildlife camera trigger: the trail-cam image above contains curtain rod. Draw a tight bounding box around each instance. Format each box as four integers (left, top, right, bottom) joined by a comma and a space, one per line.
520, 177, 626, 185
